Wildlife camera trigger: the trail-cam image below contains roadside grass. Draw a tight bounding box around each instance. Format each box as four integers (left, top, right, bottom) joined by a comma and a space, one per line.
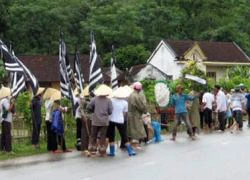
0, 132, 76, 161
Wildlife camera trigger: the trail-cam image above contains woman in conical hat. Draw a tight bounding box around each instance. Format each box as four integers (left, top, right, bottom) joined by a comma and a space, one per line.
87, 84, 113, 157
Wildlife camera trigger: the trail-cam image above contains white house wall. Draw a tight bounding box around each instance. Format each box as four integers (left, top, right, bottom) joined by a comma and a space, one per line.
148, 42, 181, 79
206, 66, 228, 81
133, 64, 167, 81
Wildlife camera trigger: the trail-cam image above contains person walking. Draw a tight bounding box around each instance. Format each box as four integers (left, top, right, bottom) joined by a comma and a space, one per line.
171, 85, 195, 141
202, 89, 215, 132
187, 91, 200, 136
31, 88, 44, 148
0, 87, 15, 153
127, 82, 147, 148
230, 87, 245, 132
87, 85, 113, 157
214, 85, 227, 132
107, 87, 136, 156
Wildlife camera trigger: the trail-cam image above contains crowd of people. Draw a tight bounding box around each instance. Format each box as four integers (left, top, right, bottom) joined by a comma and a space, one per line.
1, 82, 250, 157
168, 83, 250, 142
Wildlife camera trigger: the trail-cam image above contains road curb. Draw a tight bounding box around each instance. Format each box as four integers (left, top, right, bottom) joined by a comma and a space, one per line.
0, 151, 80, 168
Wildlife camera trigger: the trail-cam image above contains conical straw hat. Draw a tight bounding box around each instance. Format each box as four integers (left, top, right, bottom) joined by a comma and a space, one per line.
36, 87, 45, 96
43, 88, 60, 100
94, 84, 112, 96
50, 90, 61, 101
113, 86, 132, 98
123, 85, 133, 94
0, 86, 11, 99
82, 85, 89, 97
73, 88, 80, 96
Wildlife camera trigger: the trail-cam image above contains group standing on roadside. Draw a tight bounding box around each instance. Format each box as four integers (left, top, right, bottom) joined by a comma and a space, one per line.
1, 82, 250, 156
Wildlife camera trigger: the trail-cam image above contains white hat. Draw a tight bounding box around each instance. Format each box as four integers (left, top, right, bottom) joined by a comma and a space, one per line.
0, 86, 11, 99
94, 84, 112, 96
113, 86, 132, 98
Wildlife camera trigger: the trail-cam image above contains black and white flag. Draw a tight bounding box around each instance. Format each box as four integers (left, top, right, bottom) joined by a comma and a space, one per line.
12, 51, 39, 95
74, 50, 84, 93
59, 36, 70, 99
10, 72, 26, 97
0, 40, 23, 72
59, 33, 77, 115
0, 40, 27, 97
110, 46, 118, 90
89, 33, 103, 96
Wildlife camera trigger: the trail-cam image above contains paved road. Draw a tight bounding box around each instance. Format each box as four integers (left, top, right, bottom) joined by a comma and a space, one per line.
1, 127, 250, 180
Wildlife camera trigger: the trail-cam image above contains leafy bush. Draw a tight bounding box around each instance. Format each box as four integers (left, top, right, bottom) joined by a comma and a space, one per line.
15, 92, 32, 134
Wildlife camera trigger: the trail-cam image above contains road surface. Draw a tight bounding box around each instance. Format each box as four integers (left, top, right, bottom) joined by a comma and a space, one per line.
1, 128, 250, 180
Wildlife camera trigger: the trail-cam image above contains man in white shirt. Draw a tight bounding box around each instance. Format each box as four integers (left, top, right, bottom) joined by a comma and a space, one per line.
202, 89, 215, 131
107, 96, 136, 157
214, 85, 228, 131
0, 96, 15, 153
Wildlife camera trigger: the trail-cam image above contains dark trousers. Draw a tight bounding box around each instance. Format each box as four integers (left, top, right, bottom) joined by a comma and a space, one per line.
89, 126, 107, 154
58, 135, 66, 151
160, 113, 168, 131
76, 118, 82, 141
218, 111, 227, 131
1, 121, 12, 152
172, 113, 193, 137
46, 121, 58, 151
120, 121, 127, 148
200, 111, 204, 129
233, 110, 243, 129
247, 108, 250, 125
31, 120, 41, 145
107, 121, 128, 144
203, 108, 212, 129
81, 117, 91, 151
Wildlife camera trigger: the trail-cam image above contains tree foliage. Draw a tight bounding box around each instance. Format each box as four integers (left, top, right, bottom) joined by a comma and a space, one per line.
1, 0, 250, 70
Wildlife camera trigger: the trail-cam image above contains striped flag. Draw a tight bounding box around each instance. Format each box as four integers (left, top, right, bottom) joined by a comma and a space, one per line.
0, 40, 23, 72
59, 33, 77, 115
0, 40, 27, 97
10, 72, 26, 97
74, 50, 84, 93
89, 33, 103, 96
110, 46, 118, 90
12, 51, 39, 95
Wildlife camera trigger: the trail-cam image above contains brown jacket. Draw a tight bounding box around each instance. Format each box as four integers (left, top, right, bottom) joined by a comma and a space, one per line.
87, 96, 113, 126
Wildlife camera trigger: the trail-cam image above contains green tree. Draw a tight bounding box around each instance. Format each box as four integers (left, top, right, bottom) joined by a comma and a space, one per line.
103, 44, 150, 70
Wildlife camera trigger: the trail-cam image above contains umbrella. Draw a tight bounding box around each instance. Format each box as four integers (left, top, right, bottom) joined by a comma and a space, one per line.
43, 88, 60, 100
185, 74, 206, 85
94, 84, 112, 96
0, 86, 11, 99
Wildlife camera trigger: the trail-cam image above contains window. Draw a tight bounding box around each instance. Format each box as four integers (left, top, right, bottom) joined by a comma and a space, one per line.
207, 72, 216, 80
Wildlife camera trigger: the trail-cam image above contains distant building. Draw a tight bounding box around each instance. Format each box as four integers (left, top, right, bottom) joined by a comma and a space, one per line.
133, 40, 250, 81
19, 55, 126, 88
